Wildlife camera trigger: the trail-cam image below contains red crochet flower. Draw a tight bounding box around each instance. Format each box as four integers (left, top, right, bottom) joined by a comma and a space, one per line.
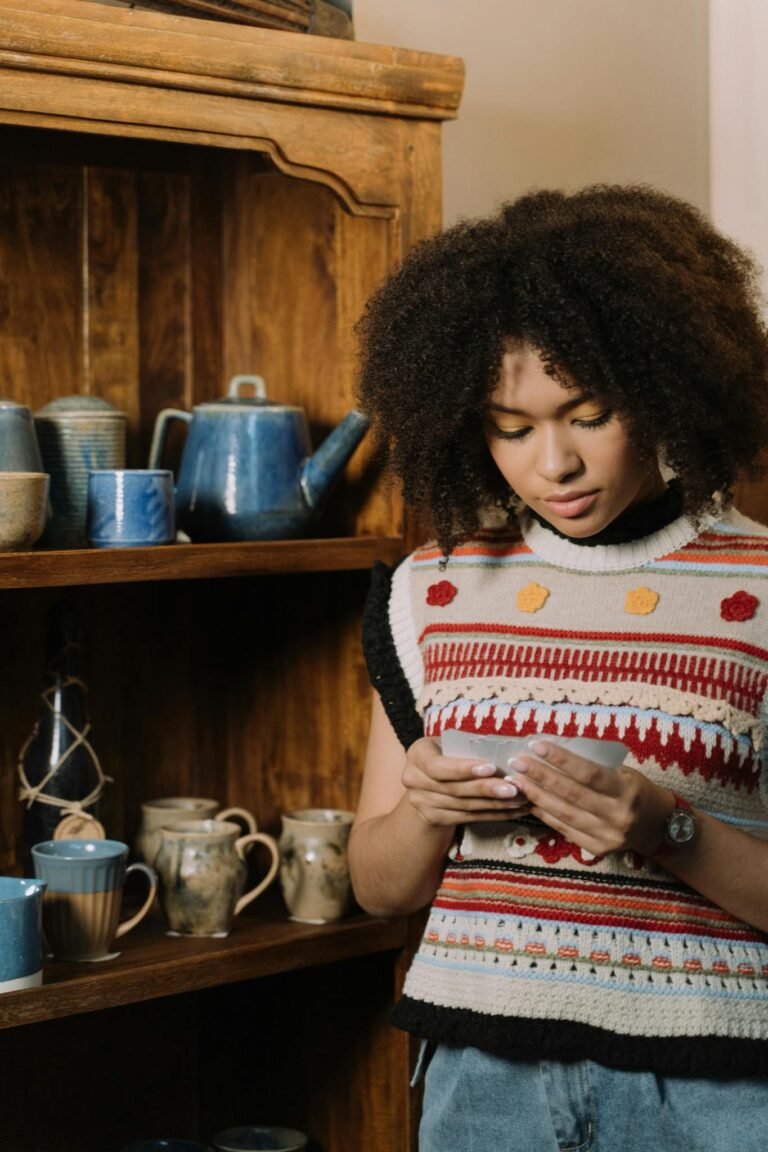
426, 580, 458, 607
720, 590, 759, 622
534, 832, 574, 864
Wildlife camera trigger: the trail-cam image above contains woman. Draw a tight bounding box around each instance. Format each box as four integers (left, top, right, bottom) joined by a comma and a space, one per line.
348, 185, 768, 1151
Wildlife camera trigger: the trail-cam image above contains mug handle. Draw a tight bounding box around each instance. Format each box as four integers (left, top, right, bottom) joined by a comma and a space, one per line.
234, 833, 280, 916
115, 863, 158, 939
218, 806, 257, 835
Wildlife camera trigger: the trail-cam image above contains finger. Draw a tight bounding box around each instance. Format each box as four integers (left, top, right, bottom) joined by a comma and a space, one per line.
528, 805, 606, 857
518, 739, 623, 795
506, 764, 609, 833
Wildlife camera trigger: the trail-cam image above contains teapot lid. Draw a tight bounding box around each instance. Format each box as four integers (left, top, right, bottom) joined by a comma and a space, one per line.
196, 375, 301, 412
35, 394, 127, 420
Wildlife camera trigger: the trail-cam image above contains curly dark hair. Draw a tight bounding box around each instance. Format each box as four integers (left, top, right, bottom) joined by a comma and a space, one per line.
355, 184, 768, 553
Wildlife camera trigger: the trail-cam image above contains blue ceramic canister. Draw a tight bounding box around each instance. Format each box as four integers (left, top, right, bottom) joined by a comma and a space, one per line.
0, 399, 45, 472
0, 876, 47, 993
34, 395, 127, 548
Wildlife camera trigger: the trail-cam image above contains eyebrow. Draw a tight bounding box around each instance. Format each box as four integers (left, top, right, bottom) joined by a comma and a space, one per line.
487, 393, 593, 418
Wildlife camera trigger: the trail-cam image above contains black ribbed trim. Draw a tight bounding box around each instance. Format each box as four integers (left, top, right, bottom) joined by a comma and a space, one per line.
527, 479, 684, 547
390, 996, 768, 1078
362, 560, 424, 750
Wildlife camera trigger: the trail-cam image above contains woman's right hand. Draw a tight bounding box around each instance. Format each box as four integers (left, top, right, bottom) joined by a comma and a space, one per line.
402, 736, 533, 826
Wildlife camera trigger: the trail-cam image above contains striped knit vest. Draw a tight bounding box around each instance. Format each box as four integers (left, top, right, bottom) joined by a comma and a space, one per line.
383, 505, 768, 1076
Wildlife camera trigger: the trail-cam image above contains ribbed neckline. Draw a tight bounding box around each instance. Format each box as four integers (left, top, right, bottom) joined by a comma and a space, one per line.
521, 500, 721, 573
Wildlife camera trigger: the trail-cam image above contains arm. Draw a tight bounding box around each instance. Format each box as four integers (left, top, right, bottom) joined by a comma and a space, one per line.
348, 691, 531, 917
506, 739, 768, 934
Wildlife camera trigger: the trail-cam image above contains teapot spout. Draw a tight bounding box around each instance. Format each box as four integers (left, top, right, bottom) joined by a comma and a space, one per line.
300, 410, 369, 511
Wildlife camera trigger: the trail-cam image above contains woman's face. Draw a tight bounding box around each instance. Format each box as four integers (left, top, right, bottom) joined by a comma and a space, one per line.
484, 346, 665, 538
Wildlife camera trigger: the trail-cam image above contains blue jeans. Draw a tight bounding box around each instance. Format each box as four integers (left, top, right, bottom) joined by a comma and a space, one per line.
418, 1043, 768, 1152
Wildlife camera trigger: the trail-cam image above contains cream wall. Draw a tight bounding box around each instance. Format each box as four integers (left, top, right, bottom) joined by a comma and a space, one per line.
354, 0, 710, 226
709, 0, 768, 309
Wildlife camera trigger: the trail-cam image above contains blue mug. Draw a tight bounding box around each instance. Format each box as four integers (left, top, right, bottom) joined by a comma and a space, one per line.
87, 469, 175, 548
0, 876, 47, 993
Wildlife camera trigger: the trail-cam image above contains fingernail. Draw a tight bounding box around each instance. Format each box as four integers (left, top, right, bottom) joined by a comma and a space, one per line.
527, 740, 549, 757
492, 782, 518, 798
471, 762, 497, 777
507, 757, 529, 773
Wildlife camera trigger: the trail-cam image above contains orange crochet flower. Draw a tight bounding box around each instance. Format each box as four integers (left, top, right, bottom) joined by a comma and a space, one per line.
516, 582, 550, 613
624, 586, 659, 615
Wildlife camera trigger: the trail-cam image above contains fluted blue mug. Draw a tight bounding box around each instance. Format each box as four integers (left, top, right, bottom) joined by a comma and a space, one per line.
87, 469, 175, 548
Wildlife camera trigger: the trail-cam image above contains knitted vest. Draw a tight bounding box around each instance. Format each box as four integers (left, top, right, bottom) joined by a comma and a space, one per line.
368, 505, 768, 1076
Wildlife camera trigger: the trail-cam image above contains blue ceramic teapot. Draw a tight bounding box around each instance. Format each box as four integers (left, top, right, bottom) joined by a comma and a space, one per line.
148, 375, 369, 542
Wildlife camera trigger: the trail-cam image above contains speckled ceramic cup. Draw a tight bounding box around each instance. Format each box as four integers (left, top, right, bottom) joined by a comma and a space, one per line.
0, 876, 47, 993
278, 809, 355, 924
0, 471, 50, 551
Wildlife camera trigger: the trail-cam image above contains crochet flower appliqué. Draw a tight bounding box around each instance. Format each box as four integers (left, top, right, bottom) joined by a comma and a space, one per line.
426, 580, 457, 607
720, 590, 758, 622
625, 586, 659, 615
517, 582, 550, 613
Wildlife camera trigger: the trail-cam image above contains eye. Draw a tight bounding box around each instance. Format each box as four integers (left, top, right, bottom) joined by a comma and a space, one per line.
485, 418, 532, 441
573, 410, 612, 430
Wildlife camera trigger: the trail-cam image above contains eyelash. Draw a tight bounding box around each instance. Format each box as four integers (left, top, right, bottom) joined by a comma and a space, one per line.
488, 410, 613, 441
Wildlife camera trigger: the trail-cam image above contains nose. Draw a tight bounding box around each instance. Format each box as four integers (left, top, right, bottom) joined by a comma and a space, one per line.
536, 424, 583, 483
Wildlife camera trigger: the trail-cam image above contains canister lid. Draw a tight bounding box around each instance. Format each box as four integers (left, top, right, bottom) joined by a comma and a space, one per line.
35, 395, 127, 419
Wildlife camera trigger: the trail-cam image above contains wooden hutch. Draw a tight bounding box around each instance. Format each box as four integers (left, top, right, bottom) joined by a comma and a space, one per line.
0, 3, 463, 1149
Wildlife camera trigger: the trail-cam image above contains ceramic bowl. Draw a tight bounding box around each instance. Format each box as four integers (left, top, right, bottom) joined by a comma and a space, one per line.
0, 472, 50, 551
211, 1127, 308, 1152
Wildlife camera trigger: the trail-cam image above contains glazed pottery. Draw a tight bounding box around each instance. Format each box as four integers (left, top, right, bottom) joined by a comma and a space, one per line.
87, 468, 175, 547
279, 808, 355, 924
211, 1126, 308, 1152
148, 374, 369, 541
32, 839, 157, 961
0, 399, 44, 472
155, 819, 279, 937
0, 876, 47, 993
0, 472, 49, 551
34, 394, 127, 548
136, 797, 257, 867
120, 1141, 212, 1151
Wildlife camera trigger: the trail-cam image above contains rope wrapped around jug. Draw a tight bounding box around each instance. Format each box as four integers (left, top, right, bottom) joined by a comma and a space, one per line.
17, 674, 112, 814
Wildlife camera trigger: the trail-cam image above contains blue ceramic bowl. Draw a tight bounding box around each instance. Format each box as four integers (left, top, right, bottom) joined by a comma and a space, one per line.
0, 876, 47, 993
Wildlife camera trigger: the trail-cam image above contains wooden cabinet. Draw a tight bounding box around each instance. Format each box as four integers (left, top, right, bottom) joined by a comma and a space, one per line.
0, 4, 463, 1148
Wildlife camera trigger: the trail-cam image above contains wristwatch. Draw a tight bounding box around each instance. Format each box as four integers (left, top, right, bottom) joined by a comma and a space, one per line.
651, 792, 696, 857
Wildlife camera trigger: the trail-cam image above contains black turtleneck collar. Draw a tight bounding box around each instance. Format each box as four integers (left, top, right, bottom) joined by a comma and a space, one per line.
526, 480, 684, 547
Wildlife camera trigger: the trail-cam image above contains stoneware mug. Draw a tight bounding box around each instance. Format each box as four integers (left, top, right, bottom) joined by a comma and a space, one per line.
31, 838, 157, 961
211, 1126, 308, 1151
279, 808, 355, 924
155, 819, 279, 937
87, 468, 175, 547
135, 797, 257, 868
0, 876, 47, 993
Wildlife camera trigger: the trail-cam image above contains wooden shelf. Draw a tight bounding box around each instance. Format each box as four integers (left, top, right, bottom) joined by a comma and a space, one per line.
0, 536, 404, 589
0, 910, 407, 1029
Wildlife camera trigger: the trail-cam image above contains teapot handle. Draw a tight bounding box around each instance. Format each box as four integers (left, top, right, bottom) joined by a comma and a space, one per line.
228, 375, 267, 400
148, 408, 192, 470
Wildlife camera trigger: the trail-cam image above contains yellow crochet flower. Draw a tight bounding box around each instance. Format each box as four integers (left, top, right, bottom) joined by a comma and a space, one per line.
517, 582, 550, 613
625, 586, 659, 615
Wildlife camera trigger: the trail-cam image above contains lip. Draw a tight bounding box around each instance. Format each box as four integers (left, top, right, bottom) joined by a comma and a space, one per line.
542, 490, 598, 518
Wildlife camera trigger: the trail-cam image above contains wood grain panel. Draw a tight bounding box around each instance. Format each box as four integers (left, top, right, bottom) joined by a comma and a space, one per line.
137, 165, 192, 463
0, 154, 82, 405
85, 165, 140, 426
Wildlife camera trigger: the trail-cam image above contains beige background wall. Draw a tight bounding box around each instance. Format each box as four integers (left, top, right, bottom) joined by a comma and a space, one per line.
354, 0, 710, 226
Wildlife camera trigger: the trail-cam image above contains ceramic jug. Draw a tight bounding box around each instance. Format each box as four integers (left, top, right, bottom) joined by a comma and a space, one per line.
279, 808, 355, 924
0, 400, 44, 472
148, 375, 369, 542
155, 819, 279, 937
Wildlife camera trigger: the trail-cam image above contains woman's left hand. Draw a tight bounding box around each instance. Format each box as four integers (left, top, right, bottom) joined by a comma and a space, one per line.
507, 740, 671, 859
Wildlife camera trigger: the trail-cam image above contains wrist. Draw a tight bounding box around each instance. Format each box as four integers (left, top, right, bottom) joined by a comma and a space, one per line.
647, 790, 697, 861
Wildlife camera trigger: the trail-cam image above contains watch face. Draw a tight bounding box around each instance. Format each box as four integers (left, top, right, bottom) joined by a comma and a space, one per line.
668, 810, 695, 844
